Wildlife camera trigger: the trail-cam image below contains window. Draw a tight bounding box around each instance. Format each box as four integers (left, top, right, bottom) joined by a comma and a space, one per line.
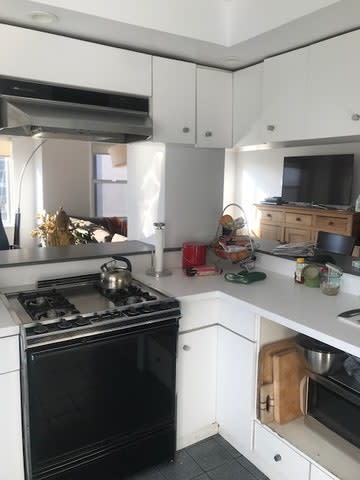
0, 155, 11, 225
94, 154, 128, 217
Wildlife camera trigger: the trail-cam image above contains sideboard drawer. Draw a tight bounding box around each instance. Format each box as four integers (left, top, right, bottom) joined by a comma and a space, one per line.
0, 336, 19, 374
254, 422, 310, 480
258, 209, 283, 224
285, 212, 312, 227
315, 215, 349, 234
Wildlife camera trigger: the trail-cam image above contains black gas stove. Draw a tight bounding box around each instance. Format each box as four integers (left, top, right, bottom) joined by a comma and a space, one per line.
5, 273, 180, 348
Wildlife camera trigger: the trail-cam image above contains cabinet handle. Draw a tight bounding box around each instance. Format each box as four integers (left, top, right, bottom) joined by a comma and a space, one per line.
328, 221, 334, 226
183, 345, 191, 351
296, 217, 301, 222
352, 113, 360, 121
267, 125, 275, 132
182, 127, 190, 133
274, 454, 282, 462
266, 214, 272, 218
205, 131, 213, 137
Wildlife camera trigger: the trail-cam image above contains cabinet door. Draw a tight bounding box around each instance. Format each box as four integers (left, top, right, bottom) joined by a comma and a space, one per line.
311, 464, 337, 480
262, 47, 309, 142
259, 224, 283, 241
308, 30, 360, 139
177, 326, 217, 449
217, 327, 256, 456
152, 57, 196, 144
0, 371, 24, 480
196, 67, 232, 148
233, 63, 263, 146
284, 227, 312, 243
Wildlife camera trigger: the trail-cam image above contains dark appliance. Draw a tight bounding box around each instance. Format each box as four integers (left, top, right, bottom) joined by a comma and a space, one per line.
5, 272, 180, 480
281, 154, 354, 206
307, 369, 360, 449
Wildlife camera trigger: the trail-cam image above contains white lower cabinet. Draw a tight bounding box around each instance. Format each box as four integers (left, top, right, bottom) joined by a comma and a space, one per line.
0, 370, 24, 480
254, 422, 310, 480
311, 465, 337, 480
216, 326, 256, 456
176, 326, 218, 448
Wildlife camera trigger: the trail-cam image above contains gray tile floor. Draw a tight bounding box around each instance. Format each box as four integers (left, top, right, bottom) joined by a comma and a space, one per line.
128, 435, 269, 480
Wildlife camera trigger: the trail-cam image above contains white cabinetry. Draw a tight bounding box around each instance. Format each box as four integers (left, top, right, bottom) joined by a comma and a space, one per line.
262, 48, 309, 142
196, 67, 233, 148
152, 57, 196, 144
0, 334, 24, 480
233, 63, 263, 146
254, 422, 310, 480
311, 465, 337, 480
216, 327, 256, 455
308, 29, 360, 139
177, 326, 218, 449
0, 24, 151, 96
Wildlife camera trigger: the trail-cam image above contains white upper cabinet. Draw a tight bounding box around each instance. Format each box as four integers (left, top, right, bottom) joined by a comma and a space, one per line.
0, 24, 151, 97
233, 63, 263, 146
262, 47, 309, 142
308, 29, 360, 139
311, 465, 337, 480
196, 67, 233, 148
152, 57, 196, 144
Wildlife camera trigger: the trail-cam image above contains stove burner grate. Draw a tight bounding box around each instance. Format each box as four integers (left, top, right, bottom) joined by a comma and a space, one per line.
17, 289, 79, 321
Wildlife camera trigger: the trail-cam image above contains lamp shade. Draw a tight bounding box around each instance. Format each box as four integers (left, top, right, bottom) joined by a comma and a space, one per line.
108, 144, 127, 167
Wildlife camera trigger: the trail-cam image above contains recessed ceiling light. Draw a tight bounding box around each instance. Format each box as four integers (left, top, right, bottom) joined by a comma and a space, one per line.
29, 11, 58, 25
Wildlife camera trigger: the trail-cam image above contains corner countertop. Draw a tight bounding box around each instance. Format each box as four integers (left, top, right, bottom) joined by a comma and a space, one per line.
135, 265, 360, 357
0, 241, 154, 268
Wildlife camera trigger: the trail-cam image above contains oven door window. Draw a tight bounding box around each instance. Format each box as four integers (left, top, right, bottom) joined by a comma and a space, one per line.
308, 378, 360, 449
26, 324, 177, 472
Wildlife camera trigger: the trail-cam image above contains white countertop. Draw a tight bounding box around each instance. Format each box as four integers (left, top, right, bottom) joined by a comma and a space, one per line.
135, 265, 360, 357
0, 297, 20, 337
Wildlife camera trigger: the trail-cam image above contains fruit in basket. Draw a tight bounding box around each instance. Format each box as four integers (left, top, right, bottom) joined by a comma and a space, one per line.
220, 214, 234, 230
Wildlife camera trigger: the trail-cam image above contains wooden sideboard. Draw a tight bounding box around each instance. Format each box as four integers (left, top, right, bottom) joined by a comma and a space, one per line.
255, 204, 360, 243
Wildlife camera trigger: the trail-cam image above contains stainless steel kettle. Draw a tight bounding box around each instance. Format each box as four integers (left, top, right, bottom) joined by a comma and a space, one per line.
100, 256, 132, 290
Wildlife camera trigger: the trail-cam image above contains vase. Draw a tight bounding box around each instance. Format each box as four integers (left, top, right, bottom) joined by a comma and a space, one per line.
0, 210, 9, 250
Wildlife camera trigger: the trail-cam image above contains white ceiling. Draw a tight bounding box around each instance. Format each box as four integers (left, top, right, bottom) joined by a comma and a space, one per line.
0, 0, 359, 69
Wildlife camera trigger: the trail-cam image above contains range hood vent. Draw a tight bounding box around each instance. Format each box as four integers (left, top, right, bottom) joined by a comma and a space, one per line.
0, 78, 152, 143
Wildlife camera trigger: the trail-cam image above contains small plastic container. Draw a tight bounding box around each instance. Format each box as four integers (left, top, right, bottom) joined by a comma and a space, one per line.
294, 257, 305, 284
320, 265, 342, 296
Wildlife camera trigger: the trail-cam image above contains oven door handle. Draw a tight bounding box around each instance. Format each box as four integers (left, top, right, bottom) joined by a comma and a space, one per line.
307, 370, 360, 407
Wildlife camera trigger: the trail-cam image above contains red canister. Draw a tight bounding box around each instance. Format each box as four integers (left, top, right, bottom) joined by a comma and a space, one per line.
182, 243, 207, 268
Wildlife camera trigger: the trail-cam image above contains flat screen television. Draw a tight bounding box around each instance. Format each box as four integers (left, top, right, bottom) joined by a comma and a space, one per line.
281, 154, 354, 206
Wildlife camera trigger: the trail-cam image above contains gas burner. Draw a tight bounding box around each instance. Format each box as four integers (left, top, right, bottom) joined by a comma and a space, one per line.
17, 289, 79, 322
126, 296, 142, 305
33, 323, 49, 335
28, 297, 48, 307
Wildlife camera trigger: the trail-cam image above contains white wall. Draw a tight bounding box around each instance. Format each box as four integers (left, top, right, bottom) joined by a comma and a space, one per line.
127, 143, 225, 248
165, 145, 224, 248
42, 139, 92, 217
229, 142, 360, 232
126, 142, 166, 244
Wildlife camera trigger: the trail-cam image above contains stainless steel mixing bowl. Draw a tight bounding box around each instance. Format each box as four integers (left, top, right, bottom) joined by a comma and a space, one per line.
297, 344, 346, 375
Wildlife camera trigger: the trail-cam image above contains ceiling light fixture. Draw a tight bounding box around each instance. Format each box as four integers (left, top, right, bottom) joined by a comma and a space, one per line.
29, 11, 58, 25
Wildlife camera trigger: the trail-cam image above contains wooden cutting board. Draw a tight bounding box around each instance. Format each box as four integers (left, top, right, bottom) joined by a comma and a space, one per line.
258, 338, 297, 424
273, 348, 305, 424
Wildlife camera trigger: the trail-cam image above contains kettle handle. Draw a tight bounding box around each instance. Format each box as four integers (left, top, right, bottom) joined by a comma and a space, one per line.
112, 255, 132, 272
100, 260, 115, 272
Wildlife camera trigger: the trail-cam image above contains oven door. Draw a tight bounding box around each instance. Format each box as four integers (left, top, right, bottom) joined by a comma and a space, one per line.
24, 319, 178, 480
307, 371, 360, 449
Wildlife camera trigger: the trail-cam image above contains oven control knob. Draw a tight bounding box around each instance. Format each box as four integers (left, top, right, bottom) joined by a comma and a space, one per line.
33, 323, 49, 335
57, 319, 72, 329
74, 316, 91, 327
274, 454, 282, 462
126, 307, 139, 317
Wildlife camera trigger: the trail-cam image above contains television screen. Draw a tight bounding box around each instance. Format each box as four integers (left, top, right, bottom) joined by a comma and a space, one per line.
281, 154, 354, 206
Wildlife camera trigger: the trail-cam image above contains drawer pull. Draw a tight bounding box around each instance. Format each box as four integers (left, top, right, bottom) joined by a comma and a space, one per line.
328, 221, 334, 226
274, 454, 282, 462
266, 214, 272, 218
296, 217, 301, 222
183, 345, 191, 351
205, 131, 213, 137
267, 124, 275, 132
352, 113, 360, 121
182, 127, 190, 133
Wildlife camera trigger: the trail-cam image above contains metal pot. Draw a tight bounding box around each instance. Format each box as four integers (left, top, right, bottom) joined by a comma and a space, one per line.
296, 334, 346, 375
100, 256, 132, 290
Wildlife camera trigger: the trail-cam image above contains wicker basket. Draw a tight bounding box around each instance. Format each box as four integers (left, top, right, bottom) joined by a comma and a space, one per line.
212, 203, 255, 264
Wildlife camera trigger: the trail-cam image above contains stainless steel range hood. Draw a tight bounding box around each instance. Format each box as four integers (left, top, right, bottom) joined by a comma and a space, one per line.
0, 78, 152, 143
